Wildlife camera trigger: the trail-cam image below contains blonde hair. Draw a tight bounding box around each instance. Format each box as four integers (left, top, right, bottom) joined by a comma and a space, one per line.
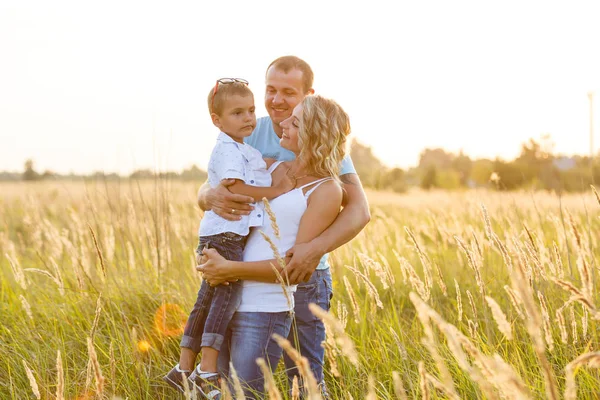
297, 95, 351, 179
207, 81, 253, 116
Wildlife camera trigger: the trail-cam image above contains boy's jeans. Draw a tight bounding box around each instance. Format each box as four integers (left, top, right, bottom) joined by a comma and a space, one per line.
180, 232, 246, 353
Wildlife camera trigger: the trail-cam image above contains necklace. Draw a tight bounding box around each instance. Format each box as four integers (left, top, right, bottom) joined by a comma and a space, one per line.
286, 164, 310, 181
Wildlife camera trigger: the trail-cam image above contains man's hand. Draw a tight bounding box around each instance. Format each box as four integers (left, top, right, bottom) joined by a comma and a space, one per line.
203, 180, 254, 221
284, 242, 325, 284
196, 248, 238, 286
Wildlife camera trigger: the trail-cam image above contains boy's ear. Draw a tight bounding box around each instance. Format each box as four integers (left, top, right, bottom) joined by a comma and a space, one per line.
211, 113, 222, 129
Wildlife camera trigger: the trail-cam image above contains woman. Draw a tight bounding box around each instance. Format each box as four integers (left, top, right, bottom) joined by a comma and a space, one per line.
197, 94, 351, 398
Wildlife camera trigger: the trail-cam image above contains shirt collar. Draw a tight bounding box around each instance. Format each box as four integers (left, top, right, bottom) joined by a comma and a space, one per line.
217, 132, 240, 144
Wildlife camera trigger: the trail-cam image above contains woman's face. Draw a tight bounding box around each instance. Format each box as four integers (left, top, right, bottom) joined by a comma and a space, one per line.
279, 103, 302, 153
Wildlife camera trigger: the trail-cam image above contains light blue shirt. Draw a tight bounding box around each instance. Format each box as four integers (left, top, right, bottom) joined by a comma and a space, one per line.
245, 116, 357, 270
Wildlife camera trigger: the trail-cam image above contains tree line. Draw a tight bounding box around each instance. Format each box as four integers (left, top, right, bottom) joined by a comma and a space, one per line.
7, 135, 599, 193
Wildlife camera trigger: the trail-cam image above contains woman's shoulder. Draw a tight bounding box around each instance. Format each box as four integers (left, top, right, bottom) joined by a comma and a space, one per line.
307, 178, 342, 202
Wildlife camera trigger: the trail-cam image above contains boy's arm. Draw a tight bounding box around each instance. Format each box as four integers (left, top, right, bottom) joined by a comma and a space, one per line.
228, 167, 295, 201
284, 173, 371, 283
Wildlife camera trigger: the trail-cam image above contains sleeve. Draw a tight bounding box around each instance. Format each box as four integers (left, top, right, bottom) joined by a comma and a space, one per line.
339, 154, 357, 175
213, 145, 246, 182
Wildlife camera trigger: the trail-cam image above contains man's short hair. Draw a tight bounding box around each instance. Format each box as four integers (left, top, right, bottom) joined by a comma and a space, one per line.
207, 81, 253, 116
266, 56, 314, 94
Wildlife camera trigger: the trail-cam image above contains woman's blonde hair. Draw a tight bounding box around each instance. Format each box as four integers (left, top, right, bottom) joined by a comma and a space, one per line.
297, 95, 351, 179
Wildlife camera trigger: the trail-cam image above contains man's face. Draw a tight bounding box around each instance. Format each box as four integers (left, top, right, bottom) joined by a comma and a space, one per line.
212, 94, 256, 142
264, 67, 307, 126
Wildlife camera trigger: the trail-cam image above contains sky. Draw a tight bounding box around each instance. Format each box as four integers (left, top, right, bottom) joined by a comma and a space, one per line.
1, 0, 600, 175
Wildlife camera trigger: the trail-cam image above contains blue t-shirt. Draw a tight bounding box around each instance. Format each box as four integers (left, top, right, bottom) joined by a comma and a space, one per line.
245, 116, 356, 270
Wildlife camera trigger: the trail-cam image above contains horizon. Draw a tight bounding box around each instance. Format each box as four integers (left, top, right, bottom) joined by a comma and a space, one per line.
2, 0, 600, 175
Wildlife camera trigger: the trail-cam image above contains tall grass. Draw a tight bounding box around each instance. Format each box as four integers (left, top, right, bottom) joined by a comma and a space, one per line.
1, 181, 599, 399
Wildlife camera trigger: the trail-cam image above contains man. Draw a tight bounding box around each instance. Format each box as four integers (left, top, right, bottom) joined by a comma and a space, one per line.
197, 56, 370, 394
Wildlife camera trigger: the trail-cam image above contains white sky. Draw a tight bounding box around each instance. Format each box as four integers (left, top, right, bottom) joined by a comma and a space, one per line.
1, 0, 600, 175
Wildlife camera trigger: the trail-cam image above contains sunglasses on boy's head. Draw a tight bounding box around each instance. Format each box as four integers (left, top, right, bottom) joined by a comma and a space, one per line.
211, 78, 249, 112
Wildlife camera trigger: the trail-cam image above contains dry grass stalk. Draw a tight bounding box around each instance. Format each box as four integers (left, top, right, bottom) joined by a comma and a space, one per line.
23, 267, 64, 294
262, 198, 280, 239
389, 327, 408, 359
492, 233, 513, 274
466, 290, 478, 320
308, 303, 359, 366
258, 231, 286, 271
291, 376, 300, 400
90, 293, 103, 340
582, 305, 589, 340
424, 371, 460, 400
109, 342, 116, 393
376, 251, 396, 287
181, 371, 192, 399
455, 279, 463, 322
392, 249, 408, 283
537, 291, 554, 352
504, 285, 525, 319
553, 278, 586, 299
564, 352, 600, 400
551, 242, 564, 279
405, 227, 433, 293
87, 337, 105, 397
418, 362, 430, 400
336, 301, 348, 329
434, 262, 448, 297
88, 223, 107, 278
485, 296, 513, 340
271, 333, 322, 400
19, 295, 34, 321
56, 350, 64, 400
570, 305, 578, 345
6, 253, 27, 289
409, 293, 498, 399
576, 254, 593, 299
399, 257, 429, 301
510, 256, 559, 400
555, 306, 569, 344
22, 360, 41, 400
229, 362, 246, 400
256, 357, 283, 400
480, 203, 493, 240
591, 185, 600, 206
567, 212, 582, 250
365, 375, 377, 400
391, 371, 408, 400
455, 236, 485, 295
220, 379, 233, 400
359, 253, 389, 289
345, 265, 383, 310
343, 276, 360, 323
523, 240, 547, 281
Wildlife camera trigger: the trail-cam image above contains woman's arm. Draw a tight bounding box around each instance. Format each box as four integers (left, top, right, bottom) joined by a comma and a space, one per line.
199, 181, 343, 285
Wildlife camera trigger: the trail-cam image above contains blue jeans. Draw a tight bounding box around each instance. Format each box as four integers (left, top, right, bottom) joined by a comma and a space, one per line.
180, 233, 246, 353
284, 269, 333, 395
217, 311, 293, 399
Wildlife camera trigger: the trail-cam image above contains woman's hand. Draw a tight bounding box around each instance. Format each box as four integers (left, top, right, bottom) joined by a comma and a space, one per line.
196, 248, 238, 286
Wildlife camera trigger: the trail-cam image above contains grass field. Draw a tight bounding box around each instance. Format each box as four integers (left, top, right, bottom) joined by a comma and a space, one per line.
1, 181, 599, 399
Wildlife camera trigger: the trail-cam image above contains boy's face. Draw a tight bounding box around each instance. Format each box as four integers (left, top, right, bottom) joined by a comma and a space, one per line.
264, 67, 310, 127
211, 94, 256, 142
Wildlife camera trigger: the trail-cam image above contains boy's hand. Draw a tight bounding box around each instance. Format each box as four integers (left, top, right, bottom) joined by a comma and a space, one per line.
207, 180, 254, 221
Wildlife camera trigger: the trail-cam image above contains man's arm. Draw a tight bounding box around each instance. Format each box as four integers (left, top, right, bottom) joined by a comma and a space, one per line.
197, 180, 254, 221
284, 173, 370, 283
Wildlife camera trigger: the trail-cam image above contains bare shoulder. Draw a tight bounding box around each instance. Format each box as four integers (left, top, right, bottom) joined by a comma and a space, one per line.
339, 173, 361, 186
307, 179, 343, 205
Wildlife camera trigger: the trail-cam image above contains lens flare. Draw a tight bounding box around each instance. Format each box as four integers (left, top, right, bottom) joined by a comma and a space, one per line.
137, 340, 151, 352
154, 303, 187, 337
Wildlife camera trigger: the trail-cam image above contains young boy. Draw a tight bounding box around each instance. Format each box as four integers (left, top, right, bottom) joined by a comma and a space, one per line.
164, 78, 294, 398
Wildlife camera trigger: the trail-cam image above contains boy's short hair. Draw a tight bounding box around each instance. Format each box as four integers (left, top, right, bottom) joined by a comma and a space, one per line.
208, 81, 253, 116
266, 56, 314, 94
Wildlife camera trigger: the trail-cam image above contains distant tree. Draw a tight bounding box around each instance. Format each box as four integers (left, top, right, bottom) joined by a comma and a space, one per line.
379, 168, 407, 193
420, 166, 437, 190
181, 165, 208, 181
350, 139, 386, 188
452, 150, 472, 186
418, 148, 453, 170
23, 159, 39, 181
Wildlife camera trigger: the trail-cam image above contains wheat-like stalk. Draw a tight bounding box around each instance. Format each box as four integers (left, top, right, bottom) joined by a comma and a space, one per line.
262, 198, 281, 239
455, 279, 463, 322
87, 337, 105, 397
229, 362, 246, 400
308, 303, 359, 366
564, 352, 600, 400
485, 296, 513, 340
56, 350, 64, 400
256, 357, 283, 400
392, 371, 408, 400
22, 360, 41, 400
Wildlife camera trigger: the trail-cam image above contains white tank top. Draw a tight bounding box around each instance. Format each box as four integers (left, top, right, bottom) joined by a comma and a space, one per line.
237, 161, 333, 312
